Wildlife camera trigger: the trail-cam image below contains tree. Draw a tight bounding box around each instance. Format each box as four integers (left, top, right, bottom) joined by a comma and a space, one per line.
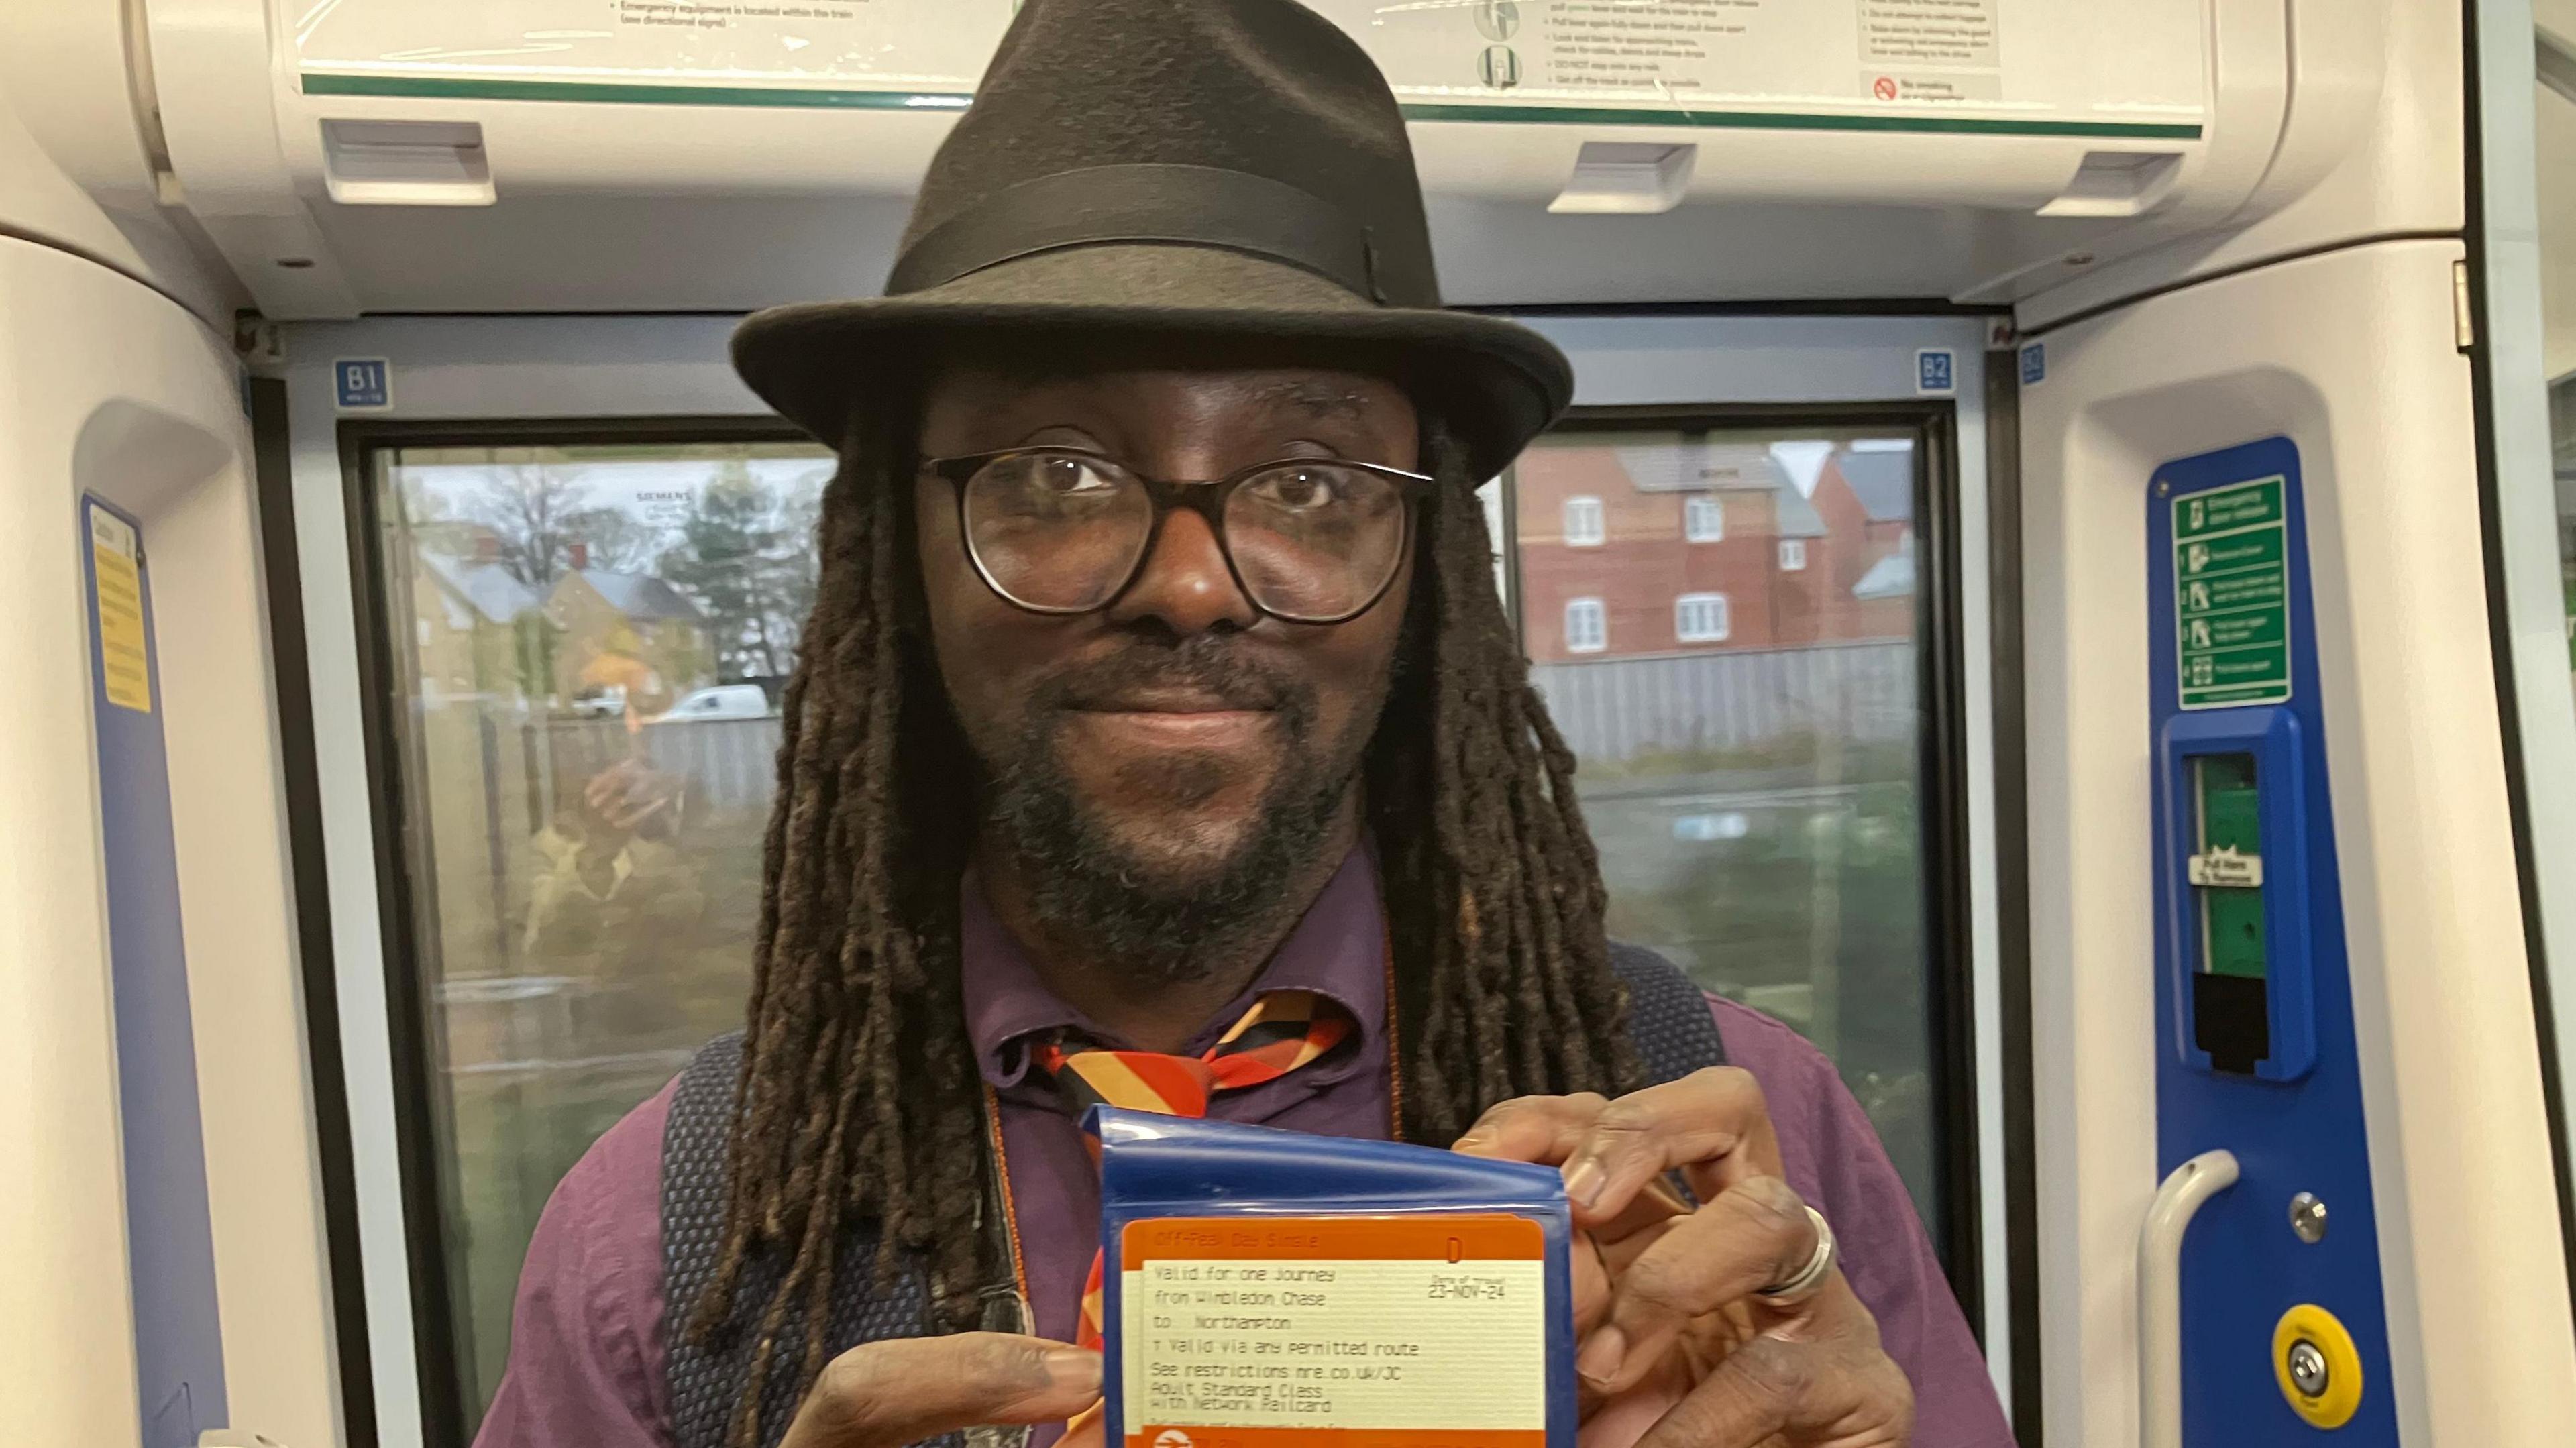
453, 464, 659, 588
657, 461, 818, 679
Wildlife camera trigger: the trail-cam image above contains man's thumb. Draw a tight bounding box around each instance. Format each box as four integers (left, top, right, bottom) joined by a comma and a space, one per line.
780, 1333, 1104, 1448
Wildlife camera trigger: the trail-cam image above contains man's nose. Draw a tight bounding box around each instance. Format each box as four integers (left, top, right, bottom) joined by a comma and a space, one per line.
1105, 506, 1260, 634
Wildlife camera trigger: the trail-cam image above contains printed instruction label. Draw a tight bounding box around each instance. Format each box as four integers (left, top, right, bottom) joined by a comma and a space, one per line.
1119, 1215, 1546, 1448
2173, 476, 2292, 710
89, 504, 152, 714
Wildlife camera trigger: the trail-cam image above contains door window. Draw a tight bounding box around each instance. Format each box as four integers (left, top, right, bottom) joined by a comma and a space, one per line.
1510, 424, 1949, 1234
358, 434, 831, 1427
356, 414, 1966, 1435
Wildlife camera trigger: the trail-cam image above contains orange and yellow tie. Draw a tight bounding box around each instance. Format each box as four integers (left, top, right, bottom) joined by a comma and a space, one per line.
1034, 989, 1353, 1349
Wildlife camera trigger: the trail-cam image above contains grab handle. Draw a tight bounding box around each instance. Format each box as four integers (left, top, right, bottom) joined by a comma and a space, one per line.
2139, 1149, 2239, 1448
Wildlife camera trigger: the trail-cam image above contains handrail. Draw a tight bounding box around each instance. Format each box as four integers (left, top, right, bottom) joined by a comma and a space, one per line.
2138, 1149, 2240, 1448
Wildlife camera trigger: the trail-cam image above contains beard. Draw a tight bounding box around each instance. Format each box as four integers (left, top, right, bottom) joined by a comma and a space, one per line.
968, 632, 1382, 983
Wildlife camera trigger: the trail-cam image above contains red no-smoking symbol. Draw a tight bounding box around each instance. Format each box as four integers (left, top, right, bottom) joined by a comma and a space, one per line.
1872, 75, 1898, 101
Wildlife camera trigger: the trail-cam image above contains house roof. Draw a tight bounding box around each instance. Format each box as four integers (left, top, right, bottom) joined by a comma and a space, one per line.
1771, 479, 1829, 539
420, 554, 542, 625
1613, 441, 1786, 494
1832, 449, 1915, 523
1603, 439, 1825, 538
567, 569, 706, 623
1853, 533, 1918, 599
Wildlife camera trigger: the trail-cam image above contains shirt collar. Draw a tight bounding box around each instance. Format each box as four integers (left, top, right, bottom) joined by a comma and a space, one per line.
959, 847, 1387, 1090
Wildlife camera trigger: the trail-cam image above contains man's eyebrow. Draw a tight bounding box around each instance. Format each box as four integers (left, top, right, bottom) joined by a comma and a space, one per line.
1253, 378, 1374, 421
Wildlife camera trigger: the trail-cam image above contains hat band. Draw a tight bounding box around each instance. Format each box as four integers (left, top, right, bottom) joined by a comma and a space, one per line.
886, 164, 1385, 302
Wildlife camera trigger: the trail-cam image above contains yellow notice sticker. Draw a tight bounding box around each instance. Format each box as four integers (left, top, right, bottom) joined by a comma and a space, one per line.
1118, 1216, 1548, 1448
90, 507, 151, 714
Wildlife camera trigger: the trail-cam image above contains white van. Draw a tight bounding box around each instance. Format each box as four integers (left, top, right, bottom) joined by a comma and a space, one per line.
649, 683, 775, 723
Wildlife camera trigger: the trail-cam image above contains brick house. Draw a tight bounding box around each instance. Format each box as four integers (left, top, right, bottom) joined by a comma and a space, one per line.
1513, 435, 1836, 663
1807, 447, 1917, 641
546, 546, 714, 715
412, 551, 545, 702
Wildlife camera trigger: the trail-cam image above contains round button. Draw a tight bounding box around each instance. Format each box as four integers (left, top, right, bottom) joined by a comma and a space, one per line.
2273, 1304, 2364, 1429
2287, 1339, 2329, 1397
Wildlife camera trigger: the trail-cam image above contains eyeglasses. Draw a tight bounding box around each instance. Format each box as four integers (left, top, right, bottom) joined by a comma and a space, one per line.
920, 447, 1430, 625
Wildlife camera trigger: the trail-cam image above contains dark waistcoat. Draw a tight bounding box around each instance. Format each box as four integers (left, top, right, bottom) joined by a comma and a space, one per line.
661, 943, 1728, 1448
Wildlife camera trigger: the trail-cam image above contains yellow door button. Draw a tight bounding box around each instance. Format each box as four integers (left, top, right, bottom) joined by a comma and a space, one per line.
2273, 1304, 2363, 1428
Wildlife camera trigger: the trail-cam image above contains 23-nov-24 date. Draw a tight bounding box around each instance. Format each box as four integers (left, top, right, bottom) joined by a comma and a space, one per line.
1426, 1272, 1509, 1300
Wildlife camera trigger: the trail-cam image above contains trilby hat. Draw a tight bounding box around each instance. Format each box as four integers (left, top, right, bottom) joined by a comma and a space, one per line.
731, 0, 1575, 478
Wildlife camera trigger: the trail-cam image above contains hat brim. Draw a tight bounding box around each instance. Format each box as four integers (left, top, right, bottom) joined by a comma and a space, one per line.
731, 245, 1574, 480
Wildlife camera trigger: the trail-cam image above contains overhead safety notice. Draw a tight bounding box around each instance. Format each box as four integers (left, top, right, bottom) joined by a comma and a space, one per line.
2172, 476, 2292, 710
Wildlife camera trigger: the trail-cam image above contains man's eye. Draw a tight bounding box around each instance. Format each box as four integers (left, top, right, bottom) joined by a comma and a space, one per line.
1254, 467, 1341, 510
1035, 455, 1117, 494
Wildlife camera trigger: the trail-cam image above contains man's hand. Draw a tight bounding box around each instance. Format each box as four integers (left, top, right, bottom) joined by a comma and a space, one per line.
1455, 1069, 1913, 1448
780, 1333, 1102, 1448
582, 757, 682, 837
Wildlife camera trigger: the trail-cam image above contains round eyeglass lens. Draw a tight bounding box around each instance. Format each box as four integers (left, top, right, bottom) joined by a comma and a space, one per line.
961, 451, 1155, 612
1223, 461, 1409, 622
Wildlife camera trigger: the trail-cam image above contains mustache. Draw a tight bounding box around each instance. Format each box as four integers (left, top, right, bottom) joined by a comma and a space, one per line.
1036, 636, 1304, 716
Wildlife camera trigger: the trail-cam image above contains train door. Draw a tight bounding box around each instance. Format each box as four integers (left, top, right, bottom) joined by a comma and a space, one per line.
2008, 2, 2576, 1438
276, 312, 2018, 1443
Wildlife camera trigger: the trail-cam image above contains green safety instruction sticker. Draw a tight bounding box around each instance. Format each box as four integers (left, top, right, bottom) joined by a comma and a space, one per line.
2172, 476, 2293, 710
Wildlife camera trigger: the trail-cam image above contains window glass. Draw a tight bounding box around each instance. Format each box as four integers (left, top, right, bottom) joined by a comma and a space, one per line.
1564, 596, 1609, 653
1511, 427, 1944, 1231
1684, 493, 1725, 543
1562, 494, 1607, 547
365, 420, 1952, 1433
365, 437, 833, 1427
1674, 592, 1731, 643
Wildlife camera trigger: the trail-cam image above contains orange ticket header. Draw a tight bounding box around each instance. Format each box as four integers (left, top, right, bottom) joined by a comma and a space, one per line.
1120, 1213, 1542, 1269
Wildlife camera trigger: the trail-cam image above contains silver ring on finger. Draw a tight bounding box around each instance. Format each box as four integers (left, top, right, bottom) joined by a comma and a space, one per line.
1754, 1204, 1837, 1306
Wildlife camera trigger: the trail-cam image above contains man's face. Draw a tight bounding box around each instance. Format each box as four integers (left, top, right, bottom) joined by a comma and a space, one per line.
914, 353, 1419, 968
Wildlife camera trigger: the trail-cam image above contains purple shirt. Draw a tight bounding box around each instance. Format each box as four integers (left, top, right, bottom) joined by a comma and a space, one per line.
473, 856, 2010, 1447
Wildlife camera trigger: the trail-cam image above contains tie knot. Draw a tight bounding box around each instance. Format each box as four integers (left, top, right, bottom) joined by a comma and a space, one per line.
1032, 989, 1353, 1120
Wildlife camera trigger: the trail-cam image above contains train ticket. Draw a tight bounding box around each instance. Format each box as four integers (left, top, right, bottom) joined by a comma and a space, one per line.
1116, 1214, 1548, 1448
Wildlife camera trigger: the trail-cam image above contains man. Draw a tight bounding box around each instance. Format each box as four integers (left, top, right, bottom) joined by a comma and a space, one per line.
477, 1, 2010, 1446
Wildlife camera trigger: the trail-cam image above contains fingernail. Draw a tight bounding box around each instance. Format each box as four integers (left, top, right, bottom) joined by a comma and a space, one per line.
1046, 1347, 1103, 1396
1564, 1158, 1606, 1210
1452, 1129, 1492, 1153
1575, 1325, 1627, 1388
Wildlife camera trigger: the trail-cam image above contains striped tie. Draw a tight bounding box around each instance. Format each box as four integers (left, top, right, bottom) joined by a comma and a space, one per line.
1034, 989, 1353, 1349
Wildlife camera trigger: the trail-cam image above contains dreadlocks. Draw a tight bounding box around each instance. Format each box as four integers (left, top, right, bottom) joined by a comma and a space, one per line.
692, 416, 1641, 1444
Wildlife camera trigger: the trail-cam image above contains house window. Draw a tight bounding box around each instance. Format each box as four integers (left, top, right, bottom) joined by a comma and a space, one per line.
1562, 495, 1606, 547
1684, 494, 1725, 543
1674, 592, 1731, 644
1564, 597, 1607, 653
1778, 538, 1807, 571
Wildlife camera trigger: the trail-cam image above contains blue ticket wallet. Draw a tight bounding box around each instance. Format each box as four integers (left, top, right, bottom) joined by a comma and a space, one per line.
1092, 1108, 1578, 1448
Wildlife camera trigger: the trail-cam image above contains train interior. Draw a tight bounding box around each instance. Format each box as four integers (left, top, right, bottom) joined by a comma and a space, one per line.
7, 0, 2576, 1444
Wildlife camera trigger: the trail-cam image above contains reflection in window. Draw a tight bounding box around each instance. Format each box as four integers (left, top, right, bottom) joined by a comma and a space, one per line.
366, 437, 832, 1429
1684, 493, 1725, 542
1674, 592, 1731, 643
1563, 494, 1606, 547
1564, 596, 1608, 653
1511, 428, 1944, 1235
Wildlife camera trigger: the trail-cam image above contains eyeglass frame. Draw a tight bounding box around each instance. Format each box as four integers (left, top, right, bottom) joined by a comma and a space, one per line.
918, 446, 1435, 626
